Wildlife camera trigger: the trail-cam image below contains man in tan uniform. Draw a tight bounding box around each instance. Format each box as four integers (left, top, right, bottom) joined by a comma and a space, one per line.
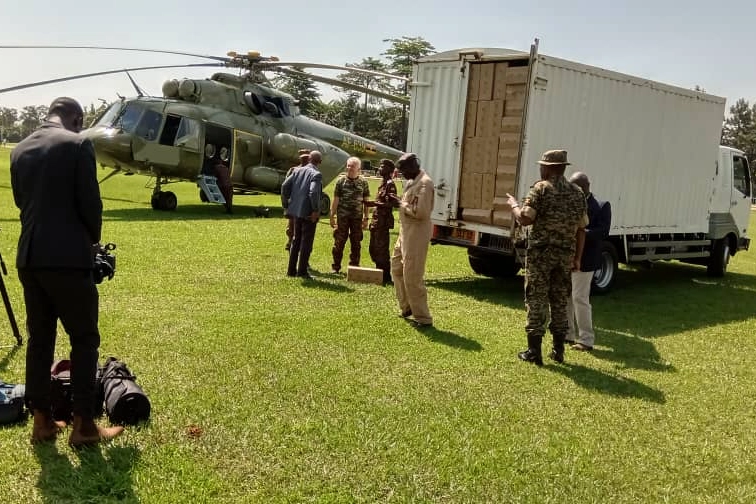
390, 153, 435, 327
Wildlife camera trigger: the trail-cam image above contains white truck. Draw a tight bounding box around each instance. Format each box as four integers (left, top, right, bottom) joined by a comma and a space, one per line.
407, 44, 752, 292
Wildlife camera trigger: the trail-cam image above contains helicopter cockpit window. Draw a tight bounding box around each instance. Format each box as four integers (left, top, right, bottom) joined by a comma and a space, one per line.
94, 102, 125, 128
115, 103, 144, 134
135, 110, 163, 141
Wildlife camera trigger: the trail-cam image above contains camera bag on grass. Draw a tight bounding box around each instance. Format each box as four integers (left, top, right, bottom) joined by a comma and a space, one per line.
99, 357, 150, 425
0, 380, 25, 424
50, 359, 74, 422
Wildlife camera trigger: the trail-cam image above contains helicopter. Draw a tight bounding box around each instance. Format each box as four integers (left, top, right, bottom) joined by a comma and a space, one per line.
0, 46, 408, 213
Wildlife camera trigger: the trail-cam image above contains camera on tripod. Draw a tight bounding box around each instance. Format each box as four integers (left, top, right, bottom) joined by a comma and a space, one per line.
94, 242, 117, 284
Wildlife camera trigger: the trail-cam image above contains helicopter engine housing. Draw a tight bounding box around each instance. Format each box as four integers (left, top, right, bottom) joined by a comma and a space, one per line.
243, 166, 285, 192
267, 133, 319, 162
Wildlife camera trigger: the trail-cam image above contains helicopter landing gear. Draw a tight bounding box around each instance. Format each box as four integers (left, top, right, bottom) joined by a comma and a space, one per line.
151, 190, 178, 211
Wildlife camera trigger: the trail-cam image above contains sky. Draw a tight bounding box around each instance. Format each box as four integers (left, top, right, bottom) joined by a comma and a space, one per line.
0, 0, 754, 114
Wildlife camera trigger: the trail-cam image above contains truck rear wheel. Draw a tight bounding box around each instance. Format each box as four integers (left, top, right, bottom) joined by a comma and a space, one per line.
468, 250, 520, 278
592, 241, 618, 295
706, 238, 730, 277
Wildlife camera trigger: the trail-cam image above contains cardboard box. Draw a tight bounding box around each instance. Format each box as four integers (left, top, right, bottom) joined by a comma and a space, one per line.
498, 132, 520, 151
475, 100, 505, 138
459, 172, 483, 208
464, 99, 478, 137
493, 62, 509, 100
477, 63, 495, 100
492, 196, 512, 210
346, 266, 384, 285
505, 66, 529, 84
481, 173, 495, 209
468, 64, 481, 102
501, 116, 522, 133
504, 84, 527, 117
462, 208, 492, 225
492, 210, 513, 227
495, 169, 517, 197
498, 148, 519, 166
461, 137, 483, 174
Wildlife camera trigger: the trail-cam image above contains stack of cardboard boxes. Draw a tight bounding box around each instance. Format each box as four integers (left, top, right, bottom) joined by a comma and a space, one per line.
459, 61, 528, 226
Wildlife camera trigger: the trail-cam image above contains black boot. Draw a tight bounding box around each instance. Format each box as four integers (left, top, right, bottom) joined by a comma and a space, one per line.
550, 334, 565, 363
518, 335, 543, 366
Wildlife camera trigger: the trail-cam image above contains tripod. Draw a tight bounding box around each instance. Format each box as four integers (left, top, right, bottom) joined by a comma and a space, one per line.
0, 251, 22, 347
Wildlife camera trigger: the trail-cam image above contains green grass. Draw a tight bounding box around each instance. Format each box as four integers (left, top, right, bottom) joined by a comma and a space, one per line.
1, 144, 756, 503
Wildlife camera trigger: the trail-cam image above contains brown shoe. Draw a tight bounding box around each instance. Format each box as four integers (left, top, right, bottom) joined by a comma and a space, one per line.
68, 415, 124, 448
30, 410, 66, 444
571, 342, 593, 352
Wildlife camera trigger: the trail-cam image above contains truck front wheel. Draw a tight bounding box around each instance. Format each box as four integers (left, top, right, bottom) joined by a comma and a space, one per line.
468, 250, 520, 278
706, 238, 730, 277
592, 241, 618, 295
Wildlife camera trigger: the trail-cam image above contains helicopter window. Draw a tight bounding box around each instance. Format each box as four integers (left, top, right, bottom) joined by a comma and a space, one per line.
135, 110, 163, 141
175, 117, 200, 150
115, 103, 144, 134
243, 92, 263, 115
95, 102, 124, 127
159, 114, 200, 150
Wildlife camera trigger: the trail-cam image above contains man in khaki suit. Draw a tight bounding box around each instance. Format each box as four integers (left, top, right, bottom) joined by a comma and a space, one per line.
389, 153, 435, 327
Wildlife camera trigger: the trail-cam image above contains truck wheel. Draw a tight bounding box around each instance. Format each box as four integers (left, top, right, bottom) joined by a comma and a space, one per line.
706, 238, 730, 277
468, 251, 520, 278
592, 242, 618, 295
319, 194, 331, 216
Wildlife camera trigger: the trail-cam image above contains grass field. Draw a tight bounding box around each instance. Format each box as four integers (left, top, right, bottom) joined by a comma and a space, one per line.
1, 144, 756, 503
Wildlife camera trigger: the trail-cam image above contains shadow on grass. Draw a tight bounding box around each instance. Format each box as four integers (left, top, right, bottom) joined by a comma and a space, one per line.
426, 276, 524, 309
547, 361, 666, 403
590, 328, 676, 372
413, 324, 483, 351
102, 204, 278, 222
297, 276, 355, 293
33, 443, 141, 503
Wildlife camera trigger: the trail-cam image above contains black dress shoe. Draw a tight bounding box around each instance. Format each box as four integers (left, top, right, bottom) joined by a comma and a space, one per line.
399, 310, 412, 318
549, 349, 564, 363
517, 349, 543, 366
286, 271, 296, 277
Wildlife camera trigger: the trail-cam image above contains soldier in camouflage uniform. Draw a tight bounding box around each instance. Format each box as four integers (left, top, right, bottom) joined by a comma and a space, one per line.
366, 159, 399, 284
507, 150, 588, 366
329, 157, 370, 272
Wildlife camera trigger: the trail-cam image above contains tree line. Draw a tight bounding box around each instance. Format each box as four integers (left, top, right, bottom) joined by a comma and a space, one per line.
2, 36, 755, 182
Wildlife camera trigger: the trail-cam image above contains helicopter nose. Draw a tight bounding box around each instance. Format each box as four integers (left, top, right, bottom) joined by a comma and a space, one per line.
83, 126, 133, 168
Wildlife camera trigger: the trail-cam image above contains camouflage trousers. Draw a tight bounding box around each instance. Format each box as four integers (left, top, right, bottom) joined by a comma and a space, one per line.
332, 216, 363, 271
524, 247, 573, 349
369, 224, 391, 279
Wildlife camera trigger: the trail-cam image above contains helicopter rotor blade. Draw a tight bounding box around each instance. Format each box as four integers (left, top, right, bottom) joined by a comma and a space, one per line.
0, 45, 231, 62
0, 63, 225, 94
260, 61, 409, 81
276, 68, 410, 105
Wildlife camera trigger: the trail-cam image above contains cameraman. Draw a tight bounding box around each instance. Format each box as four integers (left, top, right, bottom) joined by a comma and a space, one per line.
10, 97, 123, 446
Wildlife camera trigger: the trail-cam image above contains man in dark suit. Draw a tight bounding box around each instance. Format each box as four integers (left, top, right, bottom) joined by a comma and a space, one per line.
566, 172, 612, 351
11, 97, 123, 446
281, 150, 323, 279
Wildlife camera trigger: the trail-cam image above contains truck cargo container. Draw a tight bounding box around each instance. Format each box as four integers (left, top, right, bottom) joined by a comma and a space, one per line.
408, 43, 751, 292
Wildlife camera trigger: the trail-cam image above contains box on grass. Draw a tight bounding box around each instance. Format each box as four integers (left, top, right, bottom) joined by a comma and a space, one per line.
346, 266, 384, 285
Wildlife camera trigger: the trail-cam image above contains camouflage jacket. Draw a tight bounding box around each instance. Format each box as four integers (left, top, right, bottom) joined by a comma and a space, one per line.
334, 174, 370, 219
370, 178, 397, 229
521, 175, 588, 252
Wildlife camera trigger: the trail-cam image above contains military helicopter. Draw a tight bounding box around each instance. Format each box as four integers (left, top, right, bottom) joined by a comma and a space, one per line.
0, 45, 408, 213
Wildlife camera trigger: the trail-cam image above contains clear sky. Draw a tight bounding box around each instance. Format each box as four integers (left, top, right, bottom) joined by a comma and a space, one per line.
0, 0, 754, 113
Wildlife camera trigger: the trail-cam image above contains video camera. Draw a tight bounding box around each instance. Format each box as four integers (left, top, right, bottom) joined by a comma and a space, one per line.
94, 242, 117, 284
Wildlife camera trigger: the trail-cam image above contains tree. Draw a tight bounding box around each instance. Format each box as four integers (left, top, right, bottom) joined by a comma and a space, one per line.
19, 105, 47, 138
381, 36, 436, 149
336, 57, 393, 110
0, 106, 18, 142
721, 98, 756, 180
271, 68, 322, 117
